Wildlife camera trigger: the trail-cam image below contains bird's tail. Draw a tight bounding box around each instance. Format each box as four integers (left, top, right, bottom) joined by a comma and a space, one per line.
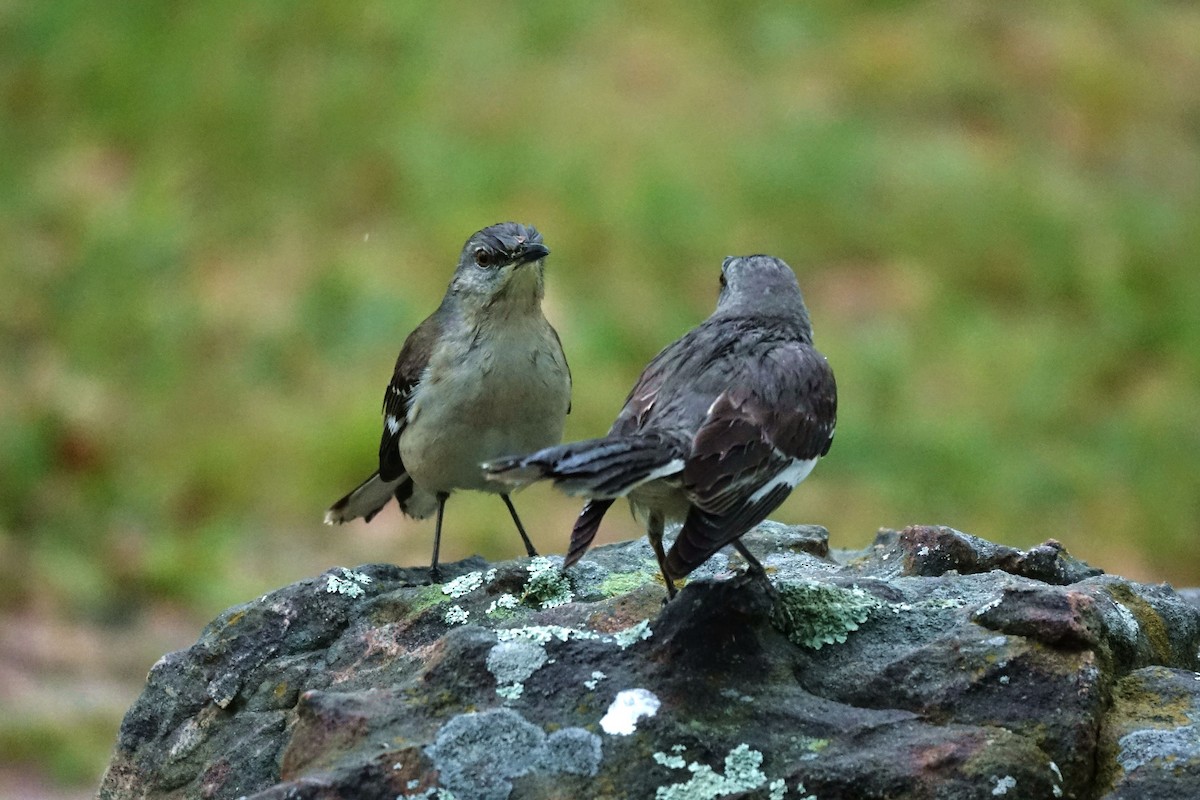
484, 433, 685, 499
564, 498, 616, 568
325, 470, 437, 524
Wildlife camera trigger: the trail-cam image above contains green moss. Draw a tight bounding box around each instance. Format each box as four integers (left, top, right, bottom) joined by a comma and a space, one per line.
771, 580, 879, 649
409, 585, 451, 616
598, 571, 652, 598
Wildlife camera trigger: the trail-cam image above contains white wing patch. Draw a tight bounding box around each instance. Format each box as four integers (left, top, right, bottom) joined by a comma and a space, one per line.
630, 458, 685, 489
748, 457, 817, 504
385, 414, 401, 435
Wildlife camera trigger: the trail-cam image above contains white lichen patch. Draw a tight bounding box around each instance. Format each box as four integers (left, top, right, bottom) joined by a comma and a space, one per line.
584, 670, 607, 690
443, 605, 469, 625
400, 788, 458, 800
496, 624, 603, 645
442, 571, 485, 598
485, 593, 519, 615
973, 596, 1003, 616
522, 556, 574, 609
613, 619, 653, 649
654, 751, 687, 769
991, 775, 1017, 795
600, 688, 661, 735
652, 746, 808, 800
653, 743, 779, 800
324, 568, 372, 598
495, 683, 523, 701
494, 620, 653, 651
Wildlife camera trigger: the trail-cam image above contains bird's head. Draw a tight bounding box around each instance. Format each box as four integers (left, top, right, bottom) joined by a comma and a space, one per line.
450, 222, 550, 305
715, 254, 812, 329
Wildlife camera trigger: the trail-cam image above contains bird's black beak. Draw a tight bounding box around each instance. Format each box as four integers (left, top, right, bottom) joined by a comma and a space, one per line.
514, 242, 550, 265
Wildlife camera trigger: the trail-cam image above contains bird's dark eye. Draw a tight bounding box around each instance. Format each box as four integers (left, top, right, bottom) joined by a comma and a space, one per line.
474, 248, 495, 268
719, 272, 728, 288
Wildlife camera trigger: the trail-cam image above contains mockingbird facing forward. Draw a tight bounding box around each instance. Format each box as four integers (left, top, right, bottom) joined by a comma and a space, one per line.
325, 222, 571, 582
486, 255, 836, 599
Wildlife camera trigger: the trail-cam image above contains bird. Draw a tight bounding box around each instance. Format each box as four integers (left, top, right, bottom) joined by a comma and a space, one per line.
325, 222, 572, 582
485, 254, 836, 599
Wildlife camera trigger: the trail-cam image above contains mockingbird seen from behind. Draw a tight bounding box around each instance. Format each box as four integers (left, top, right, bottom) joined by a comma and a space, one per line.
486, 255, 836, 599
326, 222, 571, 582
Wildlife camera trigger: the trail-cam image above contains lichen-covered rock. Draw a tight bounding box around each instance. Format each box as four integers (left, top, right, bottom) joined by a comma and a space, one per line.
1096, 665, 1200, 799
99, 524, 1200, 800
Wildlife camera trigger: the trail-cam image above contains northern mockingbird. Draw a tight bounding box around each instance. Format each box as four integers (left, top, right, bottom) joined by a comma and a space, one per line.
486, 255, 836, 599
325, 222, 572, 582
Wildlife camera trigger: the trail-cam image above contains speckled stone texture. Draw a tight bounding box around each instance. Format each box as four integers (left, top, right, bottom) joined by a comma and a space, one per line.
99, 524, 1200, 800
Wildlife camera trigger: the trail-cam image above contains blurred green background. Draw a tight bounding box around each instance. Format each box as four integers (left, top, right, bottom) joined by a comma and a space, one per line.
3, 0, 1199, 795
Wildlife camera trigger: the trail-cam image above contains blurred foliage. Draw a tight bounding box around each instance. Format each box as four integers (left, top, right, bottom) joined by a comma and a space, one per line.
2, 0, 1200, 790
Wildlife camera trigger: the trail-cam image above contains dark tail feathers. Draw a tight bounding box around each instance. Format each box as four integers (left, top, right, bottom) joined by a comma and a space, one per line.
485, 433, 684, 498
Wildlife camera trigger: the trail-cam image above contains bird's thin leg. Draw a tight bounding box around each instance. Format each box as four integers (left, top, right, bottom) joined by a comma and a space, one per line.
500, 494, 539, 557
731, 539, 777, 597
429, 492, 450, 584
647, 512, 677, 601
731, 539, 766, 576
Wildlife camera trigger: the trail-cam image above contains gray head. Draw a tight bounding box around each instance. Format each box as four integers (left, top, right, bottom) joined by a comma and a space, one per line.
715, 255, 811, 326
448, 222, 550, 306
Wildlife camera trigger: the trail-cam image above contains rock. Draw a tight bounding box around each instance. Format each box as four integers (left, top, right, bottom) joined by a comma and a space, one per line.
99, 525, 1200, 800
1096, 665, 1200, 799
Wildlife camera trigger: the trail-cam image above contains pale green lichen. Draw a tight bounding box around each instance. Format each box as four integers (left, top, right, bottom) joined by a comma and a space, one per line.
654, 751, 687, 769
794, 735, 830, 758
426, 709, 600, 799
495, 683, 523, 701
495, 620, 651, 650
324, 568, 372, 598
614, 619, 653, 649
521, 557, 574, 609
771, 579, 878, 649
442, 571, 485, 598
443, 605, 469, 625
654, 743, 775, 800
486, 593, 520, 615
584, 670, 607, 690
486, 640, 547, 688
496, 624, 603, 645
991, 775, 1017, 795
400, 788, 458, 800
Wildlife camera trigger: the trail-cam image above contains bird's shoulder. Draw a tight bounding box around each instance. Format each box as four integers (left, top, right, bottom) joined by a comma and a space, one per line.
612, 314, 826, 435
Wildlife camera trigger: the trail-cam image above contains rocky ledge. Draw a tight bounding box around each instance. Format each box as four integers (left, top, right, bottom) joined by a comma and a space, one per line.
99, 524, 1200, 800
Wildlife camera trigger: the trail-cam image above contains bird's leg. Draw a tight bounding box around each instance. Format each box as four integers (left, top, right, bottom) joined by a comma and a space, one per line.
429, 492, 450, 584
500, 493, 539, 557
731, 539, 777, 598
647, 512, 677, 601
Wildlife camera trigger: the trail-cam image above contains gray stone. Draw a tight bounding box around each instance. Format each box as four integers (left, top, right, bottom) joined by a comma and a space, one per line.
98, 525, 1200, 800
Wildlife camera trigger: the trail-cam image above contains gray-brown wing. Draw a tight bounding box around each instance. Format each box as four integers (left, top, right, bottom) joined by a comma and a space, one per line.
666, 342, 837, 577
378, 313, 441, 481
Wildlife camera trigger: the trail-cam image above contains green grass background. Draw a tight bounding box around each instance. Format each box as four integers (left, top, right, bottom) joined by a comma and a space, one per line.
2, 0, 1199, 792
